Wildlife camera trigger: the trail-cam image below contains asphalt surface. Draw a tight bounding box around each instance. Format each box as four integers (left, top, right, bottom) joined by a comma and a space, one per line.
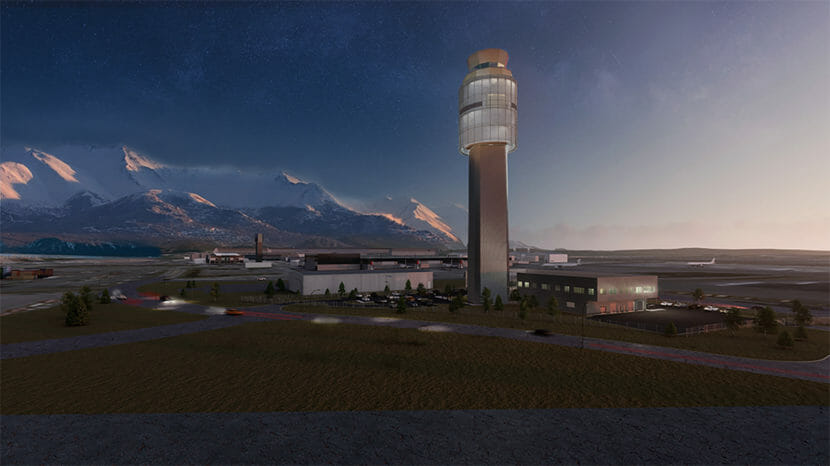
3, 406, 828, 465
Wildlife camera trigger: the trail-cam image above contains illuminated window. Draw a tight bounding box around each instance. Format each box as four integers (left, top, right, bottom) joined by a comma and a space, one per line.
599, 288, 604, 295
564, 285, 570, 293
636, 286, 642, 294
541, 283, 549, 290
555, 285, 561, 292
588, 288, 595, 296
574, 287, 585, 294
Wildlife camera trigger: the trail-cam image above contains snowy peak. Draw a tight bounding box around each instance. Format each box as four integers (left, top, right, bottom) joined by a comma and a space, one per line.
409, 198, 460, 243
366, 196, 462, 245
27, 148, 79, 182
0, 162, 33, 199
188, 192, 216, 207
123, 146, 165, 172
270, 171, 350, 210
64, 190, 107, 210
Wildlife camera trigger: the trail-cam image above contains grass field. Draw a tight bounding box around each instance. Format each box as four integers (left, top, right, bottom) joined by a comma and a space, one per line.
2, 319, 826, 415
137, 280, 312, 307
285, 304, 830, 361
0, 303, 207, 344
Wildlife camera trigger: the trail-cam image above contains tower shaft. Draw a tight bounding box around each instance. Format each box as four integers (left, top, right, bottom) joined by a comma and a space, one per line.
467, 143, 509, 303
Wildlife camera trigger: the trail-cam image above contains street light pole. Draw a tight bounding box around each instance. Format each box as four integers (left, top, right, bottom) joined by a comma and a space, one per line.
580, 303, 586, 349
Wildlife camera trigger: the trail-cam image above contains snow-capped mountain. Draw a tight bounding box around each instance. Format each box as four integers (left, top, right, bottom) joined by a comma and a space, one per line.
0, 144, 464, 249
365, 196, 464, 247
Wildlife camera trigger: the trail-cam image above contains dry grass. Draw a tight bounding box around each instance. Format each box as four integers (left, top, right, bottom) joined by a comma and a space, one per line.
0, 303, 207, 344
2, 320, 827, 415
285, 304, 830, 362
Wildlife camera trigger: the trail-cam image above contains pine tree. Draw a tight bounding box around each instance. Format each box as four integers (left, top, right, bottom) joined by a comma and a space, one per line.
547, 296, 560, 316
99, 289, 111, 304
338, 282, 346, 297
482, 287, 492, 312
494, 295, 504, 311
210, 282, 220, 301
265, 281, 276, 298
397, 296, 407, 313
63, 291, 90, 327
276, 278, 286, 292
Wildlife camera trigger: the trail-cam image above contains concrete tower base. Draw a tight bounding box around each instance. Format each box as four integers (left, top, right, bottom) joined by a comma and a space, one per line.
467, 143, 509, 304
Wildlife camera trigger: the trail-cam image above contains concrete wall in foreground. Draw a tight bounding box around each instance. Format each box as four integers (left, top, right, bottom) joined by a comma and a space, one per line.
295, 271, 434, 295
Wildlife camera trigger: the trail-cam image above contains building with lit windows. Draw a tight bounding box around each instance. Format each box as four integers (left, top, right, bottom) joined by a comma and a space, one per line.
516, 271, 658, 315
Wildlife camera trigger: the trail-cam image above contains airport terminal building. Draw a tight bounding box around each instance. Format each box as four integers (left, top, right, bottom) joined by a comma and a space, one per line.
516, 271, 658, 315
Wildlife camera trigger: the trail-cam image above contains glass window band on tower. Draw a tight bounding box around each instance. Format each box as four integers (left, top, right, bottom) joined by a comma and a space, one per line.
458, 75, 517, 155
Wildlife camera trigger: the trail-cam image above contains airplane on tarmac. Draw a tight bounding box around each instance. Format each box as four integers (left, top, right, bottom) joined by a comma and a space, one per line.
687, 258, 716, 267
543, 258, 581, 268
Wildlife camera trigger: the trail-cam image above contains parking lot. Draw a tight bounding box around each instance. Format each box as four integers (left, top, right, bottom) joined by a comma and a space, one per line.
593, 308, 727, 333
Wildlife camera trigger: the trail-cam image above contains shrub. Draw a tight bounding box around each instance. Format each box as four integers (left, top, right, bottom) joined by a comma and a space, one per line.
417, 283, 426, 296
276, 278, 286, 292
348, 288, 358, 300
510, 289, 521, 301
264, 281, 276, 298
449, 295, 465, 313
405, 280, 412, 293
664, 322, 678, 337
99, 289, 111, 304
777, 330, 794, 348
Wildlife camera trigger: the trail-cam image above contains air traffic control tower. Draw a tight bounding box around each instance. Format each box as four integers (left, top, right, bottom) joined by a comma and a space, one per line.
459, 48, 517, 304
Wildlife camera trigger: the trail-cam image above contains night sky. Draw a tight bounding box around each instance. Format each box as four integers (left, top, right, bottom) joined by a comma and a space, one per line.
2, 1, 828, 250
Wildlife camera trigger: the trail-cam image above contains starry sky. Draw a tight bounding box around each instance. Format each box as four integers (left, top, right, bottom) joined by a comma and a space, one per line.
2, 1, 828, 250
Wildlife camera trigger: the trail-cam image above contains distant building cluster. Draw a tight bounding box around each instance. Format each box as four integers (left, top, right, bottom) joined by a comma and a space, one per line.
1, 267, 54, 280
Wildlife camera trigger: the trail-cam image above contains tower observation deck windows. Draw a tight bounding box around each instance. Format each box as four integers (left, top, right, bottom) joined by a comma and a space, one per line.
472, 62, 505, 70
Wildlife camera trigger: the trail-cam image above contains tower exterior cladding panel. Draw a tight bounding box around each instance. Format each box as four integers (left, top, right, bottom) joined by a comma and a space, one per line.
459, 49, 517, 304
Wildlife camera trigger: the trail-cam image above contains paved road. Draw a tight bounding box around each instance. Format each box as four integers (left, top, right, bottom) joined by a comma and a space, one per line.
2, 406, 827, 465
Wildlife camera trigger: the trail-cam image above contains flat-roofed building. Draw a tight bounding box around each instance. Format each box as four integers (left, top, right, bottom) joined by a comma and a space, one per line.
516, 270, 658, 315
286, 269, 433, 296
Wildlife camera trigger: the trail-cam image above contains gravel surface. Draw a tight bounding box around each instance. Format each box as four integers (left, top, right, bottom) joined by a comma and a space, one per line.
2, 406, 827, 464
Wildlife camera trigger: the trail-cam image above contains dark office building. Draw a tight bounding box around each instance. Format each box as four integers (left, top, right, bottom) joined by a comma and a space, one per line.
516, 271, 658, 315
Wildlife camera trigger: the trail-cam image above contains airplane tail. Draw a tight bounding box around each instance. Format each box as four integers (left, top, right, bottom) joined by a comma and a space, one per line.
710, 258, 716, 264
577, 258, 582, 265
